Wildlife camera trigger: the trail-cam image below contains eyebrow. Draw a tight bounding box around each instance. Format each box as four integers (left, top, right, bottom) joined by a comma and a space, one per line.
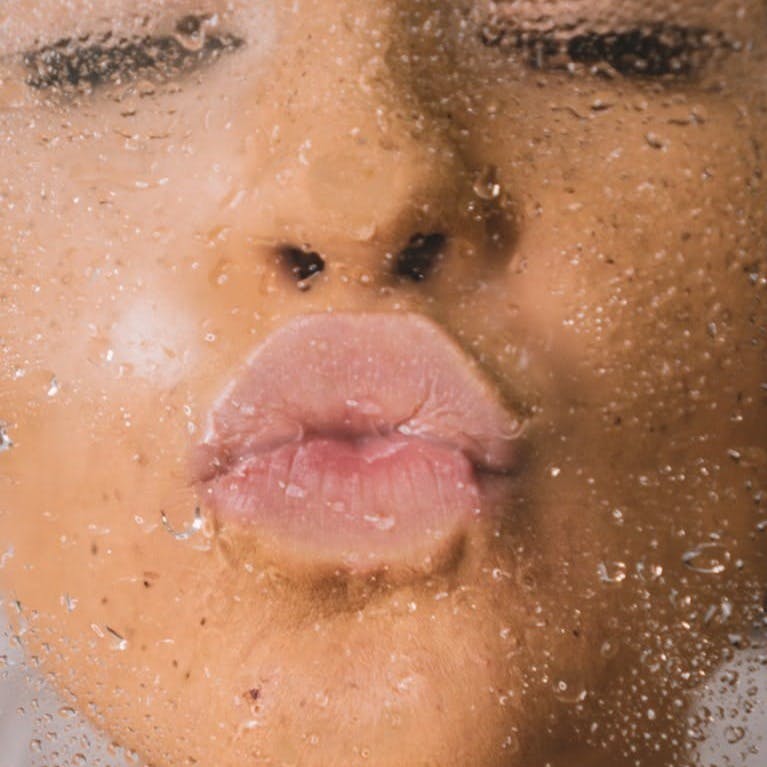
478, 18, 733, 77
22, 14, 244, 91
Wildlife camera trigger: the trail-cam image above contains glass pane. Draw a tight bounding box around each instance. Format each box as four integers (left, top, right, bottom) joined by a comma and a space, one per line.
1, 1, 765, 765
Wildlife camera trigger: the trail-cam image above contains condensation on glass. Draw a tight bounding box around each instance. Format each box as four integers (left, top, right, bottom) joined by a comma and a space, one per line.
0, 1, 765, 766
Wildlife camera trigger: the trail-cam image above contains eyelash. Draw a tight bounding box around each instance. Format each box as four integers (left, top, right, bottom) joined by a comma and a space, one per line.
21, 15, 730, 93
23, 15, 244, 91
479, 21, 728, 79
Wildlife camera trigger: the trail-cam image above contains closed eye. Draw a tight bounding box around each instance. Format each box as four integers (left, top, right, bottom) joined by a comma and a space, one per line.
479, 19, 735, 79
23, 14, 245, 92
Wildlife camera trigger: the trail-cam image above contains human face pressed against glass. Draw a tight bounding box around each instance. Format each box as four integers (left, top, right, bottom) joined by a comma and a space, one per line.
1, 1, 765, 765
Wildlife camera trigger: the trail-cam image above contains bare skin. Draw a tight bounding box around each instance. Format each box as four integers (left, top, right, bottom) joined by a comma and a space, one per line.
0, 1, 765, 765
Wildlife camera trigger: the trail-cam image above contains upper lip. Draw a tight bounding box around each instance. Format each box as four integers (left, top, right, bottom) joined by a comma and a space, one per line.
189, 312, 526, 483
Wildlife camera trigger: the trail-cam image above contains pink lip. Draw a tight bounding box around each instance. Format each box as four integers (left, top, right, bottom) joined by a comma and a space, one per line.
190, 313, 525, 572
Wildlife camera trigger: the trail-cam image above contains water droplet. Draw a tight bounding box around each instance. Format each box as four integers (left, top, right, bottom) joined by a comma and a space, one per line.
237, 718, 261, 734
473, 165, 502, 200
47, 375, 60, 397
0, 422, 14, 452
645, 132, 666, 149
345, 398, 383, 416
600, 639, 619, 659
724, 725, 746, 744
0, 545, 14, 569
597, 561, 627, 584
106, 626, 128, 651
553, 679, 588, 704
60, 593, 78, 612
174, 14, 214, 52
363, 514, 395, 532
591, 92, 614, 111
208, 257, 232, 286
682, 542, 729, 574
160, 506, 204, 541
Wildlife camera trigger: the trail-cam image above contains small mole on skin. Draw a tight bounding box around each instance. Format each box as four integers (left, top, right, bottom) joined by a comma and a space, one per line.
248, 688, 261, 701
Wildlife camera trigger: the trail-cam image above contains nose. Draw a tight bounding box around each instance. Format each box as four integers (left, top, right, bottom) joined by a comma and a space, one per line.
228, 2, 509, 283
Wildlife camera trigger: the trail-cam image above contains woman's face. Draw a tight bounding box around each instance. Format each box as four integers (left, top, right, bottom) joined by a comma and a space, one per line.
1, 1, 765, 764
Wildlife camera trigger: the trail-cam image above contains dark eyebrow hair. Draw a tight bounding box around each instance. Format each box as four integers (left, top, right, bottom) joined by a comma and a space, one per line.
22, 14, 244, 91
479, 18, 735, 78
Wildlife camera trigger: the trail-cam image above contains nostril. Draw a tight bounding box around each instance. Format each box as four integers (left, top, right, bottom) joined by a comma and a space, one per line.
279, 245, 326, 282
394, 233, 447, 282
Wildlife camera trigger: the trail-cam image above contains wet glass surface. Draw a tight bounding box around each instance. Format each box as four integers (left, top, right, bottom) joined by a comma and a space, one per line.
0, 1, 765, 765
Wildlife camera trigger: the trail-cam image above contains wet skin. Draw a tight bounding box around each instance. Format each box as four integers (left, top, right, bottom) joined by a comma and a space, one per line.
1, 1, 766, 765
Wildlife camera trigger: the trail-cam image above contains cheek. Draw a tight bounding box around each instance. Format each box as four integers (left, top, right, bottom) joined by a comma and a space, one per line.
487, 90, 763, 368
0, 187, 209, 627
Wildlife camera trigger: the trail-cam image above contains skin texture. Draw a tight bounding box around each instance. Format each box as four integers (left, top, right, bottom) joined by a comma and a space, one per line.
0, 1, 766, 765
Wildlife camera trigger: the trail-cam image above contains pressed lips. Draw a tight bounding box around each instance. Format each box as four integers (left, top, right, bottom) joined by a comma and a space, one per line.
189, 313, 525, 572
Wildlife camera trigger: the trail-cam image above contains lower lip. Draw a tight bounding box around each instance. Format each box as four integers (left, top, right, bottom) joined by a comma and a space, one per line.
199, 436, 484, 572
